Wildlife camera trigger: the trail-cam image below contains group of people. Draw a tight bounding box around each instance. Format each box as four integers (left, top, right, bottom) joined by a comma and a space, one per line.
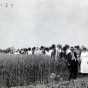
50, 44, 88, 80
60, 45, 80, 80
0, 44, 88, 80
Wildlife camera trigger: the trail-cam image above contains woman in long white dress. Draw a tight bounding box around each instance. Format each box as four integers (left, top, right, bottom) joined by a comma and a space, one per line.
80, 48, 88, 73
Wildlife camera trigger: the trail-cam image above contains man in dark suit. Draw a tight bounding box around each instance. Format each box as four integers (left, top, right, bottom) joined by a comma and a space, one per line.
66, 47, 78, 80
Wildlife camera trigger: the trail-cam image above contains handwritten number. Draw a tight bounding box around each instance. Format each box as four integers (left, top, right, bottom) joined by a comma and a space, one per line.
0, 0, 14, 8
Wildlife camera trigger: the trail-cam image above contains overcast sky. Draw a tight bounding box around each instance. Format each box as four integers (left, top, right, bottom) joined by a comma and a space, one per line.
0, 0, 88, 48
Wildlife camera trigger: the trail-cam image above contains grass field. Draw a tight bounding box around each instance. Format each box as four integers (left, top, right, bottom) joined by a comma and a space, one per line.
10, 79, 88, 88
0, 54, 87, 88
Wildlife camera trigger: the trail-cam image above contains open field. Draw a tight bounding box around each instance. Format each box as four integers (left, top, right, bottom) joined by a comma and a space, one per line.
10, 78, 88, 88
0, 54, 70, 87
0, 54, 88, 88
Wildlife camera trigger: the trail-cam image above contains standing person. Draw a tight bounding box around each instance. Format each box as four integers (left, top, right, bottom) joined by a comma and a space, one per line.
67, 47, 78, 80
51, 44, 56, 61
32, 47, 36, 55
50, 44, 56, 73
80, 47, 88, 73
56, 45, 62, 56
66, 47, 72, 80
74, 47, 81, 74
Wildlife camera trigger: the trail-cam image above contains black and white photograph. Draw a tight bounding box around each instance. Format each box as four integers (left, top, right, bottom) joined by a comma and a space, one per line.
0, 0, 88, 88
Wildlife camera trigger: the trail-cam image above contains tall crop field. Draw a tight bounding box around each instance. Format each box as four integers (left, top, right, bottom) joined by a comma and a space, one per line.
0, 54, 69, 87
